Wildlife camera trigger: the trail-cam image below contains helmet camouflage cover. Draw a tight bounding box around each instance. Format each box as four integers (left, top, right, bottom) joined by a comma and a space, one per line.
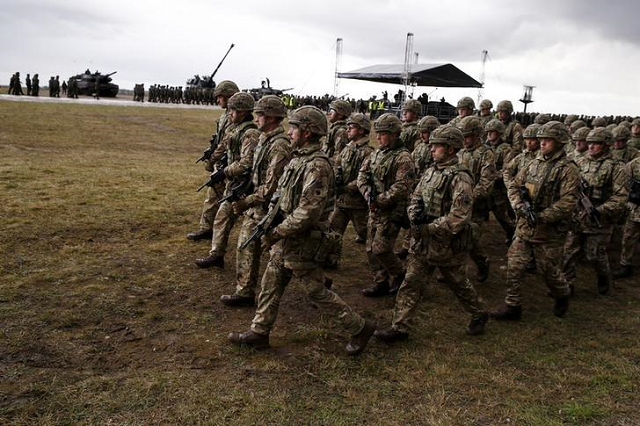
592, 116, 607, 127
523, 123, 541, 139
631, 118, 640, 127
612, 125, 631, 141
227, 92, 255, 111
374, 113, 402, 134
497, 100, 514, 113
586, 128, 613, 145
457, 116, 483, 136
572, 126, 591, 141
485, 118, 505, 134
329, 99, 353, 117
402, 99, 423, 115
429, 124, 464, 150
570, 120, 587, 132
456, 96, 475, 110
254, 95, 286, 117
417, 115, 440, 133
346, 113, 371, 132
289, 105, 328, 136
479, 99, 493, 110
213, 80, 239, 97
537, 121, 570, 144
564, 114, 579, 125
534, 113, 551, 125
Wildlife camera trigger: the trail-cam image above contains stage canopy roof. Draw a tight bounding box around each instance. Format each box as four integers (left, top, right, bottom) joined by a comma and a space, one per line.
338, 63, 482, 88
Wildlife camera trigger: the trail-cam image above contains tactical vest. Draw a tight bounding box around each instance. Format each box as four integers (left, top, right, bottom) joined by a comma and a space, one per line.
516, 150, 537, 174
503, 120, 518, 146
493, 142, 511, 170
580, 156, 619, 206
338, 138, 369, 183
412, 141, 432, 176
420, 164, 472, 219
227, 120, 257, 165
458, 145, 492, 186
251, 130, 289, 188
523, 155, 573, 211
327, 122, 346, 145
370, 146, 409, 194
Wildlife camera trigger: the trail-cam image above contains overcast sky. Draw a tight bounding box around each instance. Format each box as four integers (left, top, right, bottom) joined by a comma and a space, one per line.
3, 0, 640, 116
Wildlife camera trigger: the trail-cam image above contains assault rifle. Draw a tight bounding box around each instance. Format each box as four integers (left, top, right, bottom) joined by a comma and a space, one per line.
518, 186, 538, 228
364, 169, 378, 209
215, 173, 253, 205
578, 179, 602, 227
239, 192, 283, 250
197, 153, 227, 192
196, 134, 219, 163
335, 166, 345, 195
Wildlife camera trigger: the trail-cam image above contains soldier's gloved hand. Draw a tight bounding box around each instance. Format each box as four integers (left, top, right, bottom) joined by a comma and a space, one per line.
260, 229, 279, 252
232, 199, 250, 215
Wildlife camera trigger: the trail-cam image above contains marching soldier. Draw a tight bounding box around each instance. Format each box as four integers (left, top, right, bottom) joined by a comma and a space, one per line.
357, 114, 415, 297
611, 125, 639, 163
485, 119, 515, 243
323, 100, 351, 158
196, 92, 260, 268
496, 100, 524, 153
503, 124, 541, 194
613, 156, 640, 279
399, 99, 423, 152
220, 96, 292, 306
413, 116, 440, 178
374, 125, 489, 342
567, 127, 591, 163
25, 73, 31, 96
228, 106, 375, 356
449, 97, 475, 127
492, 121, 579, 320
629, 118, 640, 150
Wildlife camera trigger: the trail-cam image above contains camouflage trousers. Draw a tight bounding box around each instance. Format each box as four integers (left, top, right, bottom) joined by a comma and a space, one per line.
366, 215, 405, 285
251, 241, 366, 337
234, 213, 261, 298
563, 231, 612, 285
620, 220, 640, 266
329, 207, 368, 241
469, 212, 490, 269
197, 183, 224, 231
392, 254, 485, 334
209, 199, 239, 256
505, 237, 571, 306
489, 194, 515, 241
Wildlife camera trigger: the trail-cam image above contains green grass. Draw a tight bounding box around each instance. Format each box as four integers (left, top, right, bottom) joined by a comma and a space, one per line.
1, 99, 639, 424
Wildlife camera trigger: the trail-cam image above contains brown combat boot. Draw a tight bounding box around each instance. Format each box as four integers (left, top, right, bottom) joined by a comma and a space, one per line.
186, 229, 212, 241
374, 327, 409, 343
345, 320, 376, 356
362, 280, 390, 297
195, 254, 224, 269
228, 330, 270, 350
220, 294, 255, 307
388, 271, 406, 295
490, 304, 522, 321
466, 312, 489, 335
553, 296, 569, 318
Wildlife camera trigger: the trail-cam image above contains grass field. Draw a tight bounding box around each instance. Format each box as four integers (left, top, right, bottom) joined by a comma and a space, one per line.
1, 99, 639, 425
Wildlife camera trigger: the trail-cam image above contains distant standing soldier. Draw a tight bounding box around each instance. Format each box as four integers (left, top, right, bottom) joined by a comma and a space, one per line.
357, 113, 415, 297
496, 100, 524, 153
186, 80, 239, 242
25, 73, 31, 96
562, 128, 628, 295
611, 125, 639, 163
228, 106, 376, 356
323, 99, 351, 158
375, 125, 489, 342
629, 118, 640, 150
48, 76, 55, 97
613, 156, 640, 279
94, 77, 100, 100
195, 92, 260, 268
31, 74, 39, 96
12, 72, 24, 95
61, 80, 67, 96
449, 96, 475, 127
456, 116, 496, 282
492, 121, 579, 321
53, 76, 60, 97
400, 99, 423, 152
329, 113, 374, 248
220, 96, 292, 307
485, 118, 515, 243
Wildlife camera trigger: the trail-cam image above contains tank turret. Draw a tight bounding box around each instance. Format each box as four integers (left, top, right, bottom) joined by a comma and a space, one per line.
69, 70, 119, 97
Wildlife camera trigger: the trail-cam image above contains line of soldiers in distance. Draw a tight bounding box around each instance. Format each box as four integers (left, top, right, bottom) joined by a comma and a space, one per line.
7, 71, 80, 98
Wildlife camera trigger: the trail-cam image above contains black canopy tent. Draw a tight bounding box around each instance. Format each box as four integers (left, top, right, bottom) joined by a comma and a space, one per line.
337, 63, 482, 88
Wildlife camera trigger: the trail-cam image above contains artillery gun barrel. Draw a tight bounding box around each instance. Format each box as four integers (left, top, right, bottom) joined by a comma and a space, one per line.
209, 43, 235, 80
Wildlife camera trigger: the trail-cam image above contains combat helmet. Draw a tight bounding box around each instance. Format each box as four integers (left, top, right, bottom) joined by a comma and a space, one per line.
537, 121, 570, 144
485, 118, 505, 134
346, 113, 371, 132
329, 99, 353, 117
213, 80, 239, 98
534, 113, 551, 125
592, 116, 607, 128
374, 113, 402, 134
457, 116, 483, 136
523, 123, 541, 139
564, 114, 579, 125
417, 115, 440, 133
572, 127, 591, 141
497, 100, 514, 114
570, 120, 587, 133
429, 124, 464, 150
254, 95, 286, 117
631, 118, 640, 127
227, 92, 254, 111
586, 128, 613, 145
612, 125, 631, 141
402, 99, 423, 115
619, 120, 631, 129
479, 99, 493, 110
456, 96, 475, 110
289, 106, 328, 136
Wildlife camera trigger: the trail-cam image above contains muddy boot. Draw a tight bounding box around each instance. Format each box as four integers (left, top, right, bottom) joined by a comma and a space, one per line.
375, 327, 409, 343
466, 312, 489, 336
476, 260, 490, 283
388, 271, 406, 295
354, 236, 366, 245
345, 320, 376, 356
186, 229, 212, 241
362, 280, 390, 297
396, 248, 409, 260
553, 296, 570, 318
195, 254, 224, 269
228, 330, 270, 350
490, 304, 522, 321
612, 264, 633, 280
220, 294, 255, 307
597, 274, 611, 295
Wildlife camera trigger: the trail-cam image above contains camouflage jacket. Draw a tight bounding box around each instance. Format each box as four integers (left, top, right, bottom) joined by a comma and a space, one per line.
503, 149, 538, 196
334, 136, 373, 209
508, 148, 580, 242
408, 157, 474, 266
457, 143, 496, 201
412, 139, 433, 177
204, 111, 232, 172
322, 120, 348, 159
503, 119, 524, 154
400, 121, 421, 152
578, 152, 628, 234
244, 125, 291, 218
357, 141, 416, 221
611, 146, 639, 164
626, 157, 640, 222
224, 120, 260, 191
566, 148, 587, 163
628, 136, 640, 151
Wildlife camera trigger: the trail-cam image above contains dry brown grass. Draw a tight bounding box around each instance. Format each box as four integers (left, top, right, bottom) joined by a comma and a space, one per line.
1, 99, 639, 425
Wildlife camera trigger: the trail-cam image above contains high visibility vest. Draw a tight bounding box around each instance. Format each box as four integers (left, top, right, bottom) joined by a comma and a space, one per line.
377, 100, 385, 110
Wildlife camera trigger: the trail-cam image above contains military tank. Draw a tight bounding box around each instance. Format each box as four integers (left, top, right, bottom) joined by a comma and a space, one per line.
70, 69, 119, 97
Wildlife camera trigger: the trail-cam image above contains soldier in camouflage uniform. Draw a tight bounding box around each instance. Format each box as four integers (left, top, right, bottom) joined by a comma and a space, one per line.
629, 118, 640, 150
399, 99, 423, 152
562, 128, 628, 295
497, 100, 524, 154
492, 121, 579, 320
534, 113, 551, 125
613, 156, 640, 279
413, 115, 440, 177
564, 114, 579, 127
329, 113, 374, 247
611, 125, 639, 163
323, 100, 351, 158
187, 81, 239, 241
218, 96, 292, 306
592, 117, 607, 128
485, 118, 515, 243
374, 125, 489, 342
228, 106, 375, 356
449, 97, 475, 128
477, 99, 493, 128
357, 113, 416, 297
456, 116, 496, 282
195, 92, 261, 268
567, 127, 591, 163
504, 124, 541, 194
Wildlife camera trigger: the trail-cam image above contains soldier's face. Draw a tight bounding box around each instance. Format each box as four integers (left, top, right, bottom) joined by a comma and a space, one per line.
327, 110, 340, 123
216, 95, 227, 108
402, 110, 417, 123
487, 130, 501, 144
463, 134, 479, 149
420, 131, 430, 141
575, 140, 588, 152
376, 131, 395, 149
525, 138, 539, 151
613, 139, 626, 150
632, 125, 640, 136
229, 109, 246, 124
255, 113, 275, 131
588, 141, 607, 157
430, 143, 450, 163
539, 138, 559, 156
347, 124, 364, 141
457, 108, 472, 118
498, 111, 509, 121
480, 107, 491, 116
